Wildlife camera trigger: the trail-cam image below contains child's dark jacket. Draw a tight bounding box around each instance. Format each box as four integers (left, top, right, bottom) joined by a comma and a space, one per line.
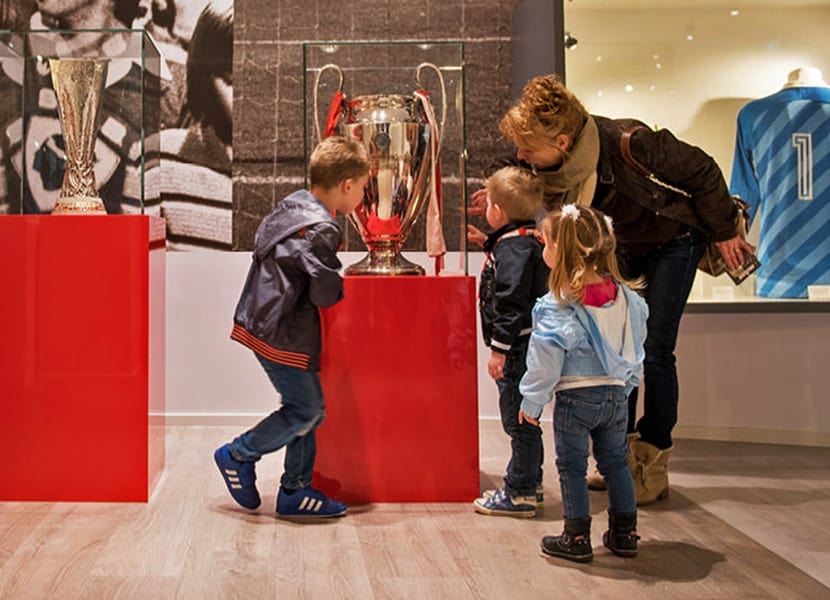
231, 190, 344, 371
479, 221, 549, 354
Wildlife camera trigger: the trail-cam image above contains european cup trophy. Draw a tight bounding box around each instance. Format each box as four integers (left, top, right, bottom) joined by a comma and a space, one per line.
314, 63, 446, 275
48, 58, 109, 214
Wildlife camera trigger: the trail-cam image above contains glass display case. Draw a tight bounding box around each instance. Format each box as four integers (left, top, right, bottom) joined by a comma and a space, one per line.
304, 41, 467, 275
563, 2, 830, 303
0, 29, 160, 215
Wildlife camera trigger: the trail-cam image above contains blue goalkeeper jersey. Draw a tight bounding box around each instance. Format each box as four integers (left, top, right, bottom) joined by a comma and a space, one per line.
730, 86, 830, 298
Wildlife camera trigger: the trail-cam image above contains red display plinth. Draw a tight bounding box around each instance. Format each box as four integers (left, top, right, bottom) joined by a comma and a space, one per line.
0, 215, 166, 502
315, 275, 480, 502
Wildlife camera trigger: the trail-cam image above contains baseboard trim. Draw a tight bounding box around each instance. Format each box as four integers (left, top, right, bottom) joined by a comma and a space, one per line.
159, 414, 829, 447
159, 413, 265, 427
672, 425, 830, 448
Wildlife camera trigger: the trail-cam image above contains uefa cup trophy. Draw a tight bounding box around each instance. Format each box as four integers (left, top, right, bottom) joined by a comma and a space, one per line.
48, 58, 109, 214
314, 63, 446, 275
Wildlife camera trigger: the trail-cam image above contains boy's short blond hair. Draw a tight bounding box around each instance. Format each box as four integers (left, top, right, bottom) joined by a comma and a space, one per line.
486, 166, 543, 222
309, 136, 370, 190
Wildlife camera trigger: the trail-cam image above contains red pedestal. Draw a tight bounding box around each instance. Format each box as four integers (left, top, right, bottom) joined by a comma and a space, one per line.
314, 275, 480, 502
0, 215, 166, 502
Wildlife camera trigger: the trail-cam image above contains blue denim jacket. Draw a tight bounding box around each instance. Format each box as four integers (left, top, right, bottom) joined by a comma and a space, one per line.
518, 284, 648, 419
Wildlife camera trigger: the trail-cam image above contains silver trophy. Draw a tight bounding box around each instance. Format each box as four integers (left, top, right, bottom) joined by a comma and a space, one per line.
48, 58, 110, 214
314, 63, 446, 275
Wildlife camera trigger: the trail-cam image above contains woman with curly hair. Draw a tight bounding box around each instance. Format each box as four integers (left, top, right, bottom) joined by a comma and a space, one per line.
470, 74, 753, 505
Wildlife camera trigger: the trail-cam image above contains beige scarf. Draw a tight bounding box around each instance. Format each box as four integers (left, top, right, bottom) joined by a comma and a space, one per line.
537, 116, 600, 209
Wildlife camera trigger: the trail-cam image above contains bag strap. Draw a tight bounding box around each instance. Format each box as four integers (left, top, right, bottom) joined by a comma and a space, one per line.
620, 125, 751, 240
619, 127, 692, 198
620, 127, 651, 178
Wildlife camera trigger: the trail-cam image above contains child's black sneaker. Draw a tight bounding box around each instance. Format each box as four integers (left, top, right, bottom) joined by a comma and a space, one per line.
276, 485, 347, 518
214, 443, 261, 509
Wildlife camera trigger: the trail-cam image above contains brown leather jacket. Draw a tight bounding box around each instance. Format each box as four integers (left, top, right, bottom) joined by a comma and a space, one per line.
492, 115, 738, 256
592, 116, 738, 251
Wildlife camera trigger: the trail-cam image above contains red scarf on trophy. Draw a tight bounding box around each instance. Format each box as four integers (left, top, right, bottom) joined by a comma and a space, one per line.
414, 89, 446, 275
323, 91, 346, 138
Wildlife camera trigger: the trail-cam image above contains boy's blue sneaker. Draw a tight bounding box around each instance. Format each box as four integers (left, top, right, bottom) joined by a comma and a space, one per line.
276, 485, 347, 519
473, 487, 536, 518
214, 443, 261, 510
482, 484, 544, 506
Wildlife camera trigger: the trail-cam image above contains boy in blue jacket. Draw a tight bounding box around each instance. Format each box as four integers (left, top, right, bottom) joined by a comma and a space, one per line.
214, 136, 369, 518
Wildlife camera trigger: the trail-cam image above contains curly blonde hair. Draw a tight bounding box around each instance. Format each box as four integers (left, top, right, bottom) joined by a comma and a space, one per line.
499, 74, 589, 149
542, 205, 644, 304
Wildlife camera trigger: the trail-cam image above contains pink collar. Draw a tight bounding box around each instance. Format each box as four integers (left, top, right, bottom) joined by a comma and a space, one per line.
583, 276, 617, 307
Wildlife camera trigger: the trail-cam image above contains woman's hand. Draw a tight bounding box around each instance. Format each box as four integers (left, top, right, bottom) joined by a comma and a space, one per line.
714, 236, 756, 271
468, 188, 488, 217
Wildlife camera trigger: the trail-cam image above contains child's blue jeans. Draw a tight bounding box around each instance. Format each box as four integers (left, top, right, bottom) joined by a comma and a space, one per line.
230, 354, 326, 490
496, 337, 544, 497
553, 385, 636, 519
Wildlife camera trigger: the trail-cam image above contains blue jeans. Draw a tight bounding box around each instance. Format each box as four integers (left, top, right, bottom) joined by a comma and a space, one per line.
553, 386, 635, 519
230, 354, 326, 490
622, 229, 706, 450
496, 338, 543, 496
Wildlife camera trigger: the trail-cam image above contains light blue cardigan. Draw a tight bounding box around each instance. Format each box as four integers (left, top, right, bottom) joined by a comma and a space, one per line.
519, 284, 649, 419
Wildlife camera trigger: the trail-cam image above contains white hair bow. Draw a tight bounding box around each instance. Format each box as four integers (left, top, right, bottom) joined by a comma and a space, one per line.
561, 204, 580, 221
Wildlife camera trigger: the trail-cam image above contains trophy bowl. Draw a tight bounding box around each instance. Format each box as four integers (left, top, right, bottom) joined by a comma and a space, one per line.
339, 93, 433, 275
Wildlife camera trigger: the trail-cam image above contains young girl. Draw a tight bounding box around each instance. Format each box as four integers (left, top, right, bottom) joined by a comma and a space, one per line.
518, 204, 648, 563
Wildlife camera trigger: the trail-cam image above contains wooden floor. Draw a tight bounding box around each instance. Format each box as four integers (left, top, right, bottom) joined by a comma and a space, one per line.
1, 422, 828, 599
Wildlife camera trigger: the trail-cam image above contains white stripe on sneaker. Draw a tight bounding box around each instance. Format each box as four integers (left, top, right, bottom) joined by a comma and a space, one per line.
298, 496, 323, 512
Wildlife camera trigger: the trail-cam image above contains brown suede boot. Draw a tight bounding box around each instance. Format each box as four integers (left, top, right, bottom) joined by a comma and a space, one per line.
630, 439, 672, 505
587, 433, 639, 491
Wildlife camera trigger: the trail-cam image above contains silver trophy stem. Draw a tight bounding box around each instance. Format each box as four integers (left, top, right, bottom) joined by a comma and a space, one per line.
344, 241, 425, 276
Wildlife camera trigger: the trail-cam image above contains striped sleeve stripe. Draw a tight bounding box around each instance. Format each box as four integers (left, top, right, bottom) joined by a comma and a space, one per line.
231, 324, 310, 369
490, 340, 512, 351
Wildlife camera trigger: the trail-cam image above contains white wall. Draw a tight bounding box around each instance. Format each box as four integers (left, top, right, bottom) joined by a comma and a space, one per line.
565, 5, 830, 175
166, 251, 830, 446
675, 310, 830, 446
166, 252, 274, 419
165, 251, 502, 420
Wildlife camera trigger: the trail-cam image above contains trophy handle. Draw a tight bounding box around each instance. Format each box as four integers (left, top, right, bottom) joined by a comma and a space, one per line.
415, 62, 447, 156
312, 63, 344, 143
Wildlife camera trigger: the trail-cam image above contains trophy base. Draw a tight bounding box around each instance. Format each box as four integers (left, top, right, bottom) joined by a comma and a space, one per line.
53, 197, 107, 215
345, 252, 425, 276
